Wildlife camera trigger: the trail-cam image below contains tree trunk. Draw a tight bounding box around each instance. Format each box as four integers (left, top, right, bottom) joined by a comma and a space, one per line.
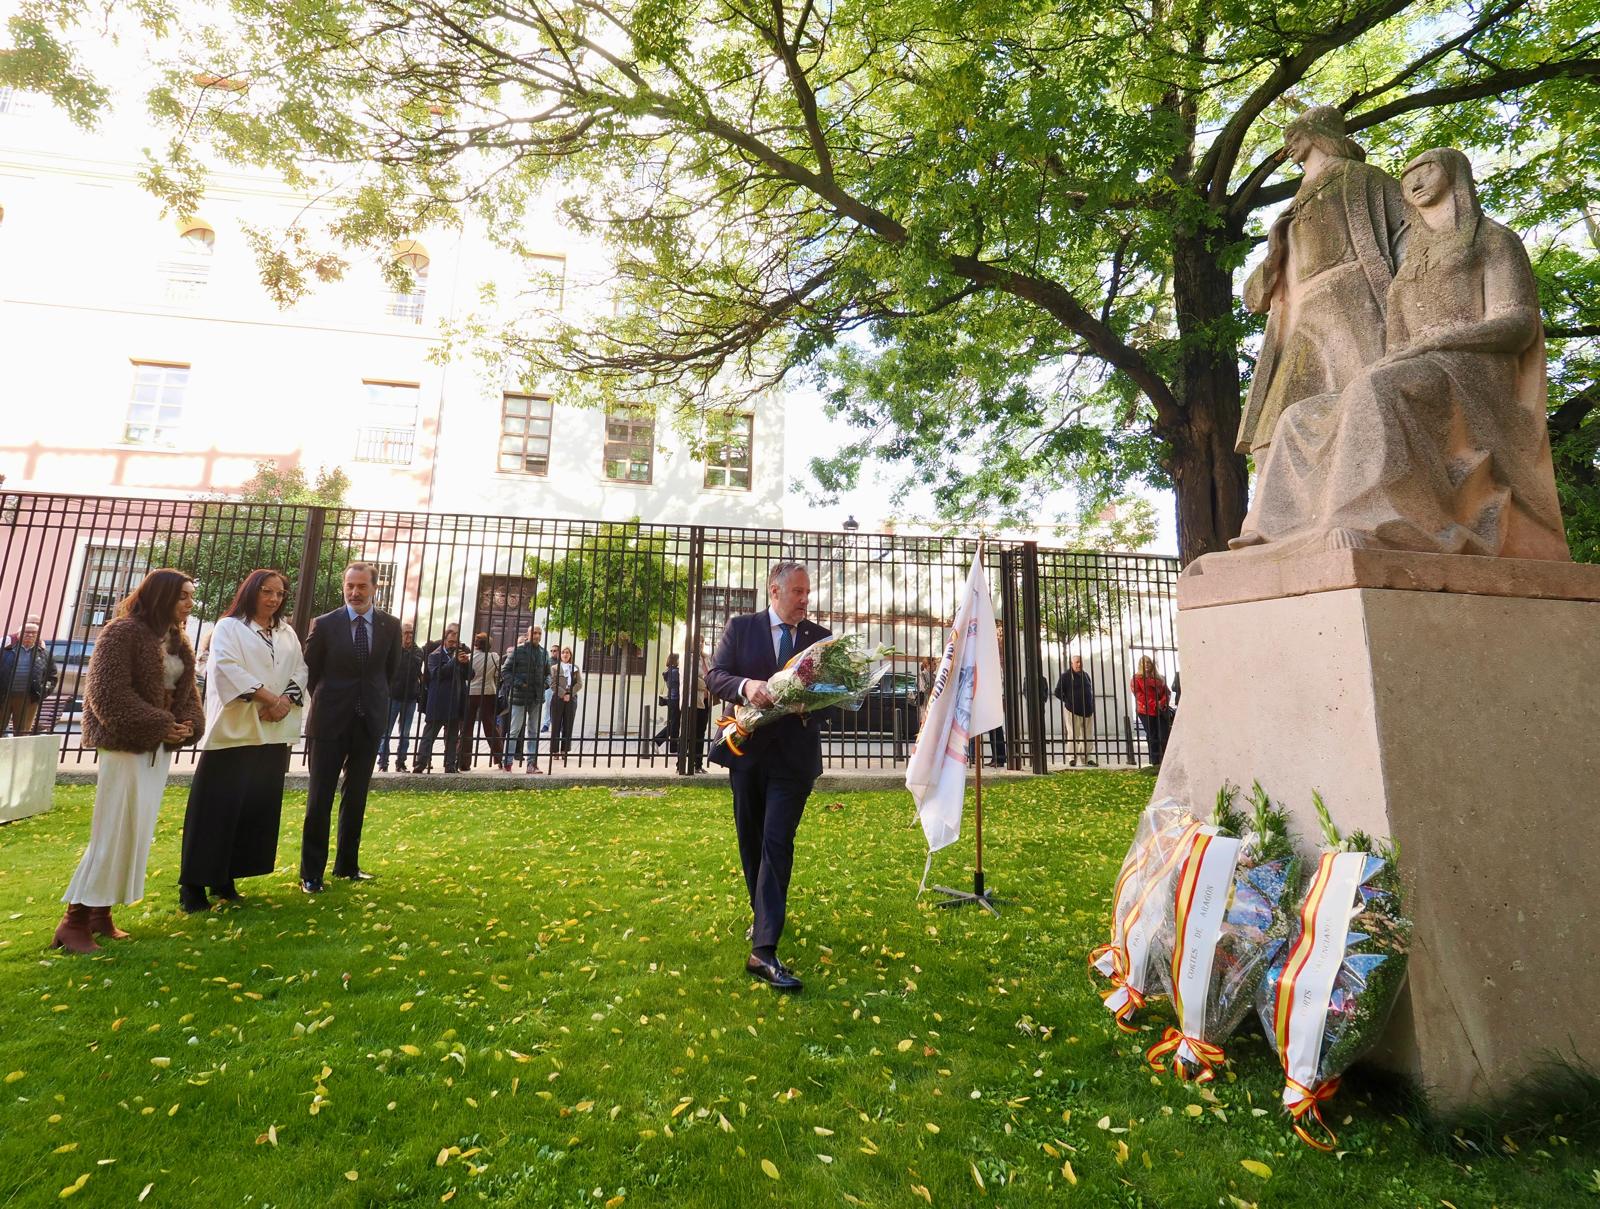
1165, 228, 1251, 567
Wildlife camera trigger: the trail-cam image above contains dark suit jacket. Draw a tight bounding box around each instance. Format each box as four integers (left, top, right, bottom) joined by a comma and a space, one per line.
705, 612, 830, 780
303, 606, 402, 738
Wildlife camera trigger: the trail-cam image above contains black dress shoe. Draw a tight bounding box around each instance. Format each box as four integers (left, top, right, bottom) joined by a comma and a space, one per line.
745, 954, 802, 992
212, 880, 241, 902
300, 879, 324, 894
178, 884, 210, 914
336, 870, 376, 882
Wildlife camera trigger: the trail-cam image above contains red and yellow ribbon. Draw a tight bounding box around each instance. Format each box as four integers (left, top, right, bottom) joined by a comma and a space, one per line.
1088, 827, 1167, 978
1144, 1027, 1227, 1083
1092, 820, 1203, 1029
715, 713, 750, 756
1285, 1076, 1342, 1151
1167, 830, 1214, 1032
1099, 982, 1146, 1033
1271, 852, 1345, 1150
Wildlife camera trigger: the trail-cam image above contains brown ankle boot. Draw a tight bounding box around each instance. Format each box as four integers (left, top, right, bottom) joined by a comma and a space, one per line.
51, 905, 101, 954
87, 906, 131, 940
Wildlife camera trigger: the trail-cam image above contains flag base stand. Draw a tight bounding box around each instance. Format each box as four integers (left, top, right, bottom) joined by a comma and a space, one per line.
931, 870, 1004, 916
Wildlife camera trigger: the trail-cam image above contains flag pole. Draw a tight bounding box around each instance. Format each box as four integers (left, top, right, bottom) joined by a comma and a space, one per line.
932, 534, 1002, 917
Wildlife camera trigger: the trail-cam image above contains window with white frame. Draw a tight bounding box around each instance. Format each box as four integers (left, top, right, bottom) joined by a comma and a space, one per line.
527, 254, 567, 312
703, 414, 753, 490
123, 362, 188, 446
386, 240, 429, 323
355, 381, 419, 464
74, 544, 151, 633
603, 409, 653, 484
0, 87, 34, 115
159, 218, 215, 305
498, 393, 553, 475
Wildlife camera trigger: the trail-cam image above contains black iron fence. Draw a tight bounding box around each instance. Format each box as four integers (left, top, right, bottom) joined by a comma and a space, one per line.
0, 491, 1180, 772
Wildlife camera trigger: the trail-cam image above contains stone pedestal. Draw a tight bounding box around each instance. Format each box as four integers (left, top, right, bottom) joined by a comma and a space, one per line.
0, 734, 57, 823
1155, 548, 1600, 1113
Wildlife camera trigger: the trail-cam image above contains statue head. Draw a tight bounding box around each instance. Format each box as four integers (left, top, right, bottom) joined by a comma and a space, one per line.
1283, 106, 1366, 164
1400, 147, 1481, 241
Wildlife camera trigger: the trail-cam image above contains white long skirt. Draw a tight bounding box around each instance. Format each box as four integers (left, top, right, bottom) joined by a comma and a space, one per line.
61, 748, 174, 907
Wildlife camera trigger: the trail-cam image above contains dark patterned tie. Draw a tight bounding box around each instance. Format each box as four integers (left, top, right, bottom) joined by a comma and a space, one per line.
777, 623, 794, 667
353, 614, 369, 715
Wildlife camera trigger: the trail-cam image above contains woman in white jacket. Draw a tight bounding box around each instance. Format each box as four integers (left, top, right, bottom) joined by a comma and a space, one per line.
177, 569, 308, 913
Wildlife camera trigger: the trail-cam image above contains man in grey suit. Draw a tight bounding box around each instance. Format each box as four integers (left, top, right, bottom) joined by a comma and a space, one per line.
299, 563, 401, 892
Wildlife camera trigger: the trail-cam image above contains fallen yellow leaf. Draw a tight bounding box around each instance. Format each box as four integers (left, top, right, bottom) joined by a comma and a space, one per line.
760, 1159, 780, 1180
910, 1185, 932, 1204
1240, 1159, 1272, 1179
399, 1045, 423, 1057
59, 1174, 90, 1199
1062, 1160, 1077, 1185
53, 1143, 78, 1155
3, 1071, 23, 1084
344, 1171, 358, 1181
149, 1058, 171, 1069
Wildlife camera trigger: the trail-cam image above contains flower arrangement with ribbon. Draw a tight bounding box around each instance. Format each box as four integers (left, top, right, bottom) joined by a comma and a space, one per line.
1255, 792, 1410, 1151
1147, 783, 1304, 1082
713, 634, 894, 756
1088, 799, 1201, 1033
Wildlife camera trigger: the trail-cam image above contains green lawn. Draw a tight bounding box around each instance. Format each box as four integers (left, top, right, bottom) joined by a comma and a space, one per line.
0, 776, 1593, 1207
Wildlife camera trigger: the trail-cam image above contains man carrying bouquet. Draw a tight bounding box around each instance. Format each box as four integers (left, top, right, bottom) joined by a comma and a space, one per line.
706, 560, 830, 992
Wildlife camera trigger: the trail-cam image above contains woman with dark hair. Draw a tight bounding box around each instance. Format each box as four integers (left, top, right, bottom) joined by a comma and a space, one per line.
1130, 656, 1172, 769
548, 645, 581, 764
176, 569, 307, 913
54, 569, 204, 953
456, 631, 504, 771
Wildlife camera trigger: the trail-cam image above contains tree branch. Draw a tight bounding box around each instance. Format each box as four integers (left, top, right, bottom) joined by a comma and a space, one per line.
1548, 324, 1600, 340
1197, 0, 1417, 202
1345, 57, 1600, 132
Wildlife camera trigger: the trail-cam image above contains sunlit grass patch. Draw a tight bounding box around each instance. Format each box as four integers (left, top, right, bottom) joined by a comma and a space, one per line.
0, 776, 1593, 1206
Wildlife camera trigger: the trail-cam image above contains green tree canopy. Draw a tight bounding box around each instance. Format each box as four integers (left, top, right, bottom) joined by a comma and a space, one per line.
146, 460, 357, 623
531, 521, 699, 648
6, 0, 1597, 561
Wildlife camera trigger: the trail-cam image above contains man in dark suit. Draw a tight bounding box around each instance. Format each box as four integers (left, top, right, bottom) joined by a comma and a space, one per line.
299, 562, 401, 892
706, 560, 829, 992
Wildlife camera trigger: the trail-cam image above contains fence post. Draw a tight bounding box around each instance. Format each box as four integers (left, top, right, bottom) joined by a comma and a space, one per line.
677, 525, 706, 775
1020, 542, 1048, 775
996, 546, 1020, 770
292, 506, 326, 642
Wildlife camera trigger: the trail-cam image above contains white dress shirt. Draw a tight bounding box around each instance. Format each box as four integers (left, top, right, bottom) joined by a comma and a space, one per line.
741, 607, 797, 703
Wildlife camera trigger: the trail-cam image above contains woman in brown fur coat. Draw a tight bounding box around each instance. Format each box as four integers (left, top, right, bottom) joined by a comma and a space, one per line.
54, 569, 205, 953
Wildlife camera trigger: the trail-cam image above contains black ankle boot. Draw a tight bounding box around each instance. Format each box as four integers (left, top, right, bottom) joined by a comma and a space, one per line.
178, 884, 211, 914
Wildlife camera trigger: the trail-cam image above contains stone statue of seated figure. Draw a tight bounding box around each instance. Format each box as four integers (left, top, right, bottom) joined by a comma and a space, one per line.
1228, 147, 1570, 562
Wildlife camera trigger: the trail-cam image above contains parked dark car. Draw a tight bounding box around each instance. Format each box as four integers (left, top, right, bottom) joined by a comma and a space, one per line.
828, 671, 919, 736
42, 638, 94, 714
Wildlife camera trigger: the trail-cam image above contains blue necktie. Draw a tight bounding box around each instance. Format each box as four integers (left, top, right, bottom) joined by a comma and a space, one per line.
353, 615, 369, 714
777, 623, 794, 667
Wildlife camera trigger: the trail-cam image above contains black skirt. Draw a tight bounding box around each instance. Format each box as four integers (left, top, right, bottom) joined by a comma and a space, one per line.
180, 744, 291, 886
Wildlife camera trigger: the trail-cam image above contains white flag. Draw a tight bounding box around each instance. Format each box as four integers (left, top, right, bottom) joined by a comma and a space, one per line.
906, 549, 1006, 858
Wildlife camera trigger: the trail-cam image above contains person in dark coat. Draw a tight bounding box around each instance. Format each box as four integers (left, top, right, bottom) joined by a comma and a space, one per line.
500, 624, 550, 773
378, 621, 425, 772
1, 616, 57, 736
705, 560, 830, 993
298, 563, 401, 892
415, 624, 471, 773
1054, 654, 1097, 767
653, 652, 682, 753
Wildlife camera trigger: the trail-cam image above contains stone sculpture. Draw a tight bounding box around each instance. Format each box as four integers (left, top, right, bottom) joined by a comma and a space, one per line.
1230, 147, 1570, 560
1236, 107, 1406, 455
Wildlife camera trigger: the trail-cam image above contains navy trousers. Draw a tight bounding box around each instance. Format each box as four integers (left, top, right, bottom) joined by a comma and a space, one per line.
301, 716, 380, 882
729, 762, 813, 950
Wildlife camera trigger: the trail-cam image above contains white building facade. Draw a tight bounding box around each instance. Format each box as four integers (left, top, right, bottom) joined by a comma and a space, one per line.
0, 88, 787, 525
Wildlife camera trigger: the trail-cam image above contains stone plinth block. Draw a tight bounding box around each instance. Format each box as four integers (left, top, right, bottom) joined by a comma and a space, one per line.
1155, 558, 1600, 1112
0, 734, 57, 823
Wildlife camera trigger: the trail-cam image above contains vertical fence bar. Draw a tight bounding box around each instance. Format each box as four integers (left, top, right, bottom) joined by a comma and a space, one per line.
1020, 541, 1048, 776
293, 506, 327, 643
